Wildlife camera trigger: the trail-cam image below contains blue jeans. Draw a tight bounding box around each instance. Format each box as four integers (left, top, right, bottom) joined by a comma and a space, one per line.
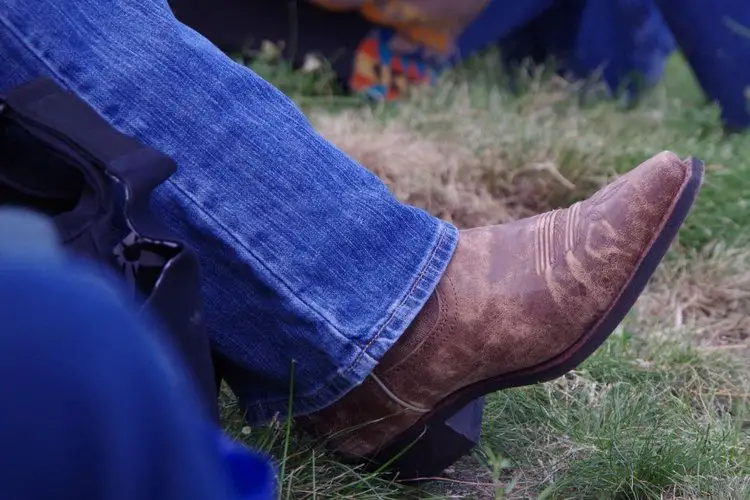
0, 0, 458, 421
0, 209, 275, 500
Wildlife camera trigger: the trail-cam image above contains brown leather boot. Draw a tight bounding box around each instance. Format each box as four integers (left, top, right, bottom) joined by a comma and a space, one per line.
302, 152, 703, 467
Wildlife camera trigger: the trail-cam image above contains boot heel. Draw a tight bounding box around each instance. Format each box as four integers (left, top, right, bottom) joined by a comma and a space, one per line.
370, 397, 485, 482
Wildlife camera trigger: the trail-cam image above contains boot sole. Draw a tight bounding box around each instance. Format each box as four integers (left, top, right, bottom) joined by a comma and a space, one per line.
369, 157, 705, 477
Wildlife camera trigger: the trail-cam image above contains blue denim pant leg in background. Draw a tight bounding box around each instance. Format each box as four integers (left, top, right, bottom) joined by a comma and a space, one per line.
0, 209, 275, 500
0, 0, 458, 422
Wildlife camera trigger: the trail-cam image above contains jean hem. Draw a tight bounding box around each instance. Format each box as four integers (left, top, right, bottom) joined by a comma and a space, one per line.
241, 220, 459, 422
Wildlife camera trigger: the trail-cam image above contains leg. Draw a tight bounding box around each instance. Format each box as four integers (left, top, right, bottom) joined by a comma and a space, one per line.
0, 0, 704, 475
0, 0, 458, 421
0, 209, 274, 500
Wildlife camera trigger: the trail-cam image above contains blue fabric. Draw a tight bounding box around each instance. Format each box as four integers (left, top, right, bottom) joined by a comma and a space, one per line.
1, 76, 221, 418
460, 0, 750, 127
571, 0, 675, 93
0, 208, 275, 500
458, 0, 556, 58
459, 0, 675, 95
0, 0, 458, 422
655, 0, 750, 130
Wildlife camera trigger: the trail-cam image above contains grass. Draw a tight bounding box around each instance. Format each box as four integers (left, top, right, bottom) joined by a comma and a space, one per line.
222, 49, 750, 498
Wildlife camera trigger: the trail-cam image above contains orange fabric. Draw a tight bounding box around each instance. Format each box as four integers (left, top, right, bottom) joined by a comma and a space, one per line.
359, 36, 379, 57
307, 0, 490, 55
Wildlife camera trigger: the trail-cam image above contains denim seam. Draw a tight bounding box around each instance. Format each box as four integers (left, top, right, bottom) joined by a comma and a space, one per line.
351, 224, 447, 368
0, 15, 69, 85
297, 222, 448, 399
258, 221, 456, 409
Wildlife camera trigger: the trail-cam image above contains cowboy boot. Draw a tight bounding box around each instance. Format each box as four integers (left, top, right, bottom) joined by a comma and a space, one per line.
302, 151, 704, 471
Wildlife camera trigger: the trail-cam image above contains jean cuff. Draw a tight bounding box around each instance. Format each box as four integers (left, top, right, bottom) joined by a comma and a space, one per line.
267, 220, 459, 419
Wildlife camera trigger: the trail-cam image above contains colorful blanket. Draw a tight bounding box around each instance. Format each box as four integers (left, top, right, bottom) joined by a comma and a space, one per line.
307, 1, 491, 99
306, 0, 675, 100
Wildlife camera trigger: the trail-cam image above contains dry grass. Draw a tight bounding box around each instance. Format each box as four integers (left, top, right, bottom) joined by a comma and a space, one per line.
314, 113, 515, 227
639, 245, 750, 351
311, 76, 619, 229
